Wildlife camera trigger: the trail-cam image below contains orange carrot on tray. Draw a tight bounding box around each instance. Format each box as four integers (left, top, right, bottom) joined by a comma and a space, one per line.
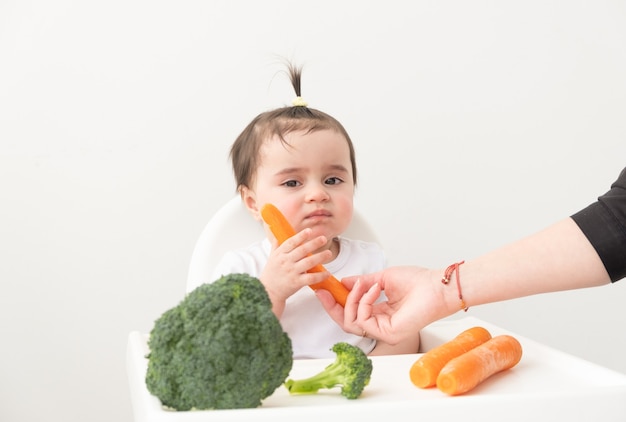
436, 334, 523, 395
410, 326, 492, 388
260, 203, 349, 307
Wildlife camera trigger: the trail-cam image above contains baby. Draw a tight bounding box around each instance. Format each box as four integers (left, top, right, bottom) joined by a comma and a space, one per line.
211, 63, 419, 358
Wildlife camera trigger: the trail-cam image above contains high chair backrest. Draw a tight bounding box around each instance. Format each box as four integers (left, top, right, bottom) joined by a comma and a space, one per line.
186, 196, 380, 292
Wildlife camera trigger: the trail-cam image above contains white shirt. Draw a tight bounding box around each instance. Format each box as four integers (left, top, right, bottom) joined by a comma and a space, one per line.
211, 237, 386, 359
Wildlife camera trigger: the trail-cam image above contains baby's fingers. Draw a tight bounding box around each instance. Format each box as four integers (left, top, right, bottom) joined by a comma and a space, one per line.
271, 228, 308, 251
304, 270, 332, 287
277, 229, 327, 254
295, 249, 333, 272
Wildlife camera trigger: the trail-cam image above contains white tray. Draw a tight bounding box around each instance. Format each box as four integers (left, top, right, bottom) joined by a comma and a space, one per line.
127, 316, 626, 421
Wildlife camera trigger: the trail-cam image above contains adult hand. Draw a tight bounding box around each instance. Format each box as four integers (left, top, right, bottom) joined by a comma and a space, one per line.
317, 266, 442, 345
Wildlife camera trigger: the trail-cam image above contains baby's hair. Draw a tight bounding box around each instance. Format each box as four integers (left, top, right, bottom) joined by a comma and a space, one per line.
288, 62, 303, 98
229, 62, 357, 192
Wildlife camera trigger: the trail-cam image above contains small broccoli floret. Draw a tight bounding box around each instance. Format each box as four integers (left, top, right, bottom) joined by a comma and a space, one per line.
284, 342, 373, 399
145, 273, 293, 410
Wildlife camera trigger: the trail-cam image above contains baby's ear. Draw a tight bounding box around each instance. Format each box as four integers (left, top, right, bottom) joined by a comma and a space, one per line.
240, 187, 262, 222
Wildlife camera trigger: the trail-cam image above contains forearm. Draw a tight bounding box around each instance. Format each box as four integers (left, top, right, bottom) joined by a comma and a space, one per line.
324, 217, 613, 346
440, 217, 611, 314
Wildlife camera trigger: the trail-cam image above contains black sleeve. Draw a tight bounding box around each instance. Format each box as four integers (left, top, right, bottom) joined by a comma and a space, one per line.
571, 167, 626, 282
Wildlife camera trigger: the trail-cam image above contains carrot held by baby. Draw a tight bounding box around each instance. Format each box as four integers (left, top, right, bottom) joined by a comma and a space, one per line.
260, 203, 349, 307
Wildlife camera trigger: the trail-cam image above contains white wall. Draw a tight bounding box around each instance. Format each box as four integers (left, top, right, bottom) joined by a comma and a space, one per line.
1, 1, 625, 421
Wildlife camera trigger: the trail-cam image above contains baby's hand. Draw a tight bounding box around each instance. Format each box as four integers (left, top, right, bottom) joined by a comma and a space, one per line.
261, 228, 332, 316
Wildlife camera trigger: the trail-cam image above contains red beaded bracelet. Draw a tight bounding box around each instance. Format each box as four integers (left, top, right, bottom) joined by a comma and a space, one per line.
441, 260, 469, 312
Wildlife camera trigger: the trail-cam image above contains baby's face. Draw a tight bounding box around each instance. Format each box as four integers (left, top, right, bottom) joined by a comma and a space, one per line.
245, 128, 355, 243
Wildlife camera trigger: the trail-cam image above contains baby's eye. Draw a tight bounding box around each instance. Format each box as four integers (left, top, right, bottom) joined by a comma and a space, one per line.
325, 177, 343, 185
282, 180, 301, 188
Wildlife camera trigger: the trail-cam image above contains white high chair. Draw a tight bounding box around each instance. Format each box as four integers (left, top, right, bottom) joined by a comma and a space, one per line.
186, 196, 380, 292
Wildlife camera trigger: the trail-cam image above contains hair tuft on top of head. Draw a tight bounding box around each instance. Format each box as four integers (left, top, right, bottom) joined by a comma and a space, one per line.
287, 62, 303, 97
287, 62, 308, 107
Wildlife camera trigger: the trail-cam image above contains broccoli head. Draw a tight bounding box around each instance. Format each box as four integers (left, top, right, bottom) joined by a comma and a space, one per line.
284, 342, 373, 399
145, 273, 293, 410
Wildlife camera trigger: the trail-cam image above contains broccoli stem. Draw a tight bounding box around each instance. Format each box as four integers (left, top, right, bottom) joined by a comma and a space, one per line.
285, 361, 346, 394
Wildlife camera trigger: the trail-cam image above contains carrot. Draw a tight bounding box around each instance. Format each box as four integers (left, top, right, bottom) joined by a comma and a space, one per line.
260, 203, 349, 307
409, 326, 492, 388
436, 334, 523, 395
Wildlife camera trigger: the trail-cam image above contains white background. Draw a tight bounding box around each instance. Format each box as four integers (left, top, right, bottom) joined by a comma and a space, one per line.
1, 1, 626, 421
